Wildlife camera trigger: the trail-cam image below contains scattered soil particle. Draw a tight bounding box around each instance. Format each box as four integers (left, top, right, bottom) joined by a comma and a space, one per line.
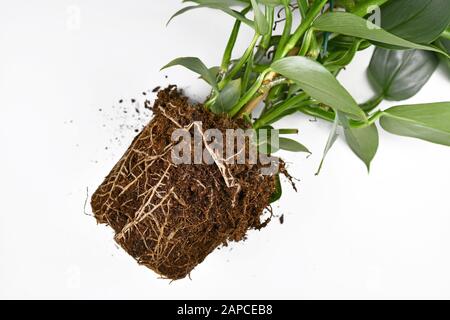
152, 86, 161, 93
131, 99, 136, 103
119, 99, 123, 104
279, 214, 284, 224
91, 86, 278, 280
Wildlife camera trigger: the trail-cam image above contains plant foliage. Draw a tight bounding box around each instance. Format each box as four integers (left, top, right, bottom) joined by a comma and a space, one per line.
165, 0, 450, 200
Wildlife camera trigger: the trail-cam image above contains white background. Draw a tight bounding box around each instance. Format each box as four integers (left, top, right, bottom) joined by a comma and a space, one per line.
1, 0, 450, 299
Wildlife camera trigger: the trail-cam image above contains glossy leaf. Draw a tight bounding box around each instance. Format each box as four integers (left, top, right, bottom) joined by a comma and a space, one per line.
279, 138, 311, 153
343, 119, 379, 171
250, 0, 270, 35
162, 57, 218, 90
380, 0, 450, 44
368, 48, 439, 101
380, 102, 450, 146
271, 56, 367, 121
211, 79, 241, 114
312, 12, 448, 56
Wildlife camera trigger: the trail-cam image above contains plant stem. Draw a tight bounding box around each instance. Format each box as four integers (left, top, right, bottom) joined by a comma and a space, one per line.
297, 105, 336, 122
279, 129, 299, 134
274, 4, 293, 60
299, 28, 314, 56
219, 33, 259, 90
441, 28, 450, 41
220, 7, 251, 73
297, 0, 308, 19
321, 0, 334, 58
359, 93, 384, 112
238, 76, 289, 117
281, 0, 328, 58
349, 110, 384, 128
296, 105, 384, 129
260, 6, 275, 50
351, 0, 389, 17
241, 53, 254, 95
254, 93, 309, 128
229, 69, 271, 117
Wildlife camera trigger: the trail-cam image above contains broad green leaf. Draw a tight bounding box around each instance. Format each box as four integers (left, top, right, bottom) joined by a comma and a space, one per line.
271, 56, 367, 121
342, 117, 379, 171
211, 79, 241, 114
168, 4, 254, 28
162, 57, 218, 90
316, 114, 340, 175
250, 0, 270, 35
270, 174, 282, 203
380, 0, 450, 44
279, 138, 311, 153
312, 12, 448, 56
368, 48, 439, 101
380, 102, 450, 146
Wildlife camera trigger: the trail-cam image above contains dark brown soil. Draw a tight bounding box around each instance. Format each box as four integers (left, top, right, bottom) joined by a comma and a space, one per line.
91, 86, 277, 280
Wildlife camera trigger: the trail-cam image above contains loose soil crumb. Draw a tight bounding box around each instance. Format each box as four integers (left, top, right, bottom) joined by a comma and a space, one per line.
91, 86, 278, 280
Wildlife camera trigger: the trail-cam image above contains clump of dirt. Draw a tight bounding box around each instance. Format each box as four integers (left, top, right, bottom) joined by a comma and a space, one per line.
91, 86, 278, 280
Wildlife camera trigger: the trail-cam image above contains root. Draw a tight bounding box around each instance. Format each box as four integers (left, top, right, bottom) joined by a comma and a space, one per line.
115, 165, 173, 240
91, 86, 278, 280
193, 122, 240, 191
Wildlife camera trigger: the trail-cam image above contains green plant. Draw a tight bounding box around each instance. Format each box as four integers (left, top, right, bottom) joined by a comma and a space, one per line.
164, 0, 450, 183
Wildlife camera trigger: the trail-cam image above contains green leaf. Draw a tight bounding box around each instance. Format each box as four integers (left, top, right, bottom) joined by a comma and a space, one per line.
435, 38, 450, 73
343, 120, 379, 171
250, 0, 270, 35
162, 57, 218, 90
368, 48, 439, 101
312, 12, 448, 56
279, 138, 311, 153
380, 102, 450, 146
380, 0, 450, 44
168, 4, 255, 28
271, 56, 367, 121
270, 174, 282, 203
211, 79, 241, 114
316, 114, 340, 175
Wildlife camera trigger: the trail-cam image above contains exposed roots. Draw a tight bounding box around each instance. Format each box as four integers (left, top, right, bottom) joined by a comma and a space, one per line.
91, 86, 277, 280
